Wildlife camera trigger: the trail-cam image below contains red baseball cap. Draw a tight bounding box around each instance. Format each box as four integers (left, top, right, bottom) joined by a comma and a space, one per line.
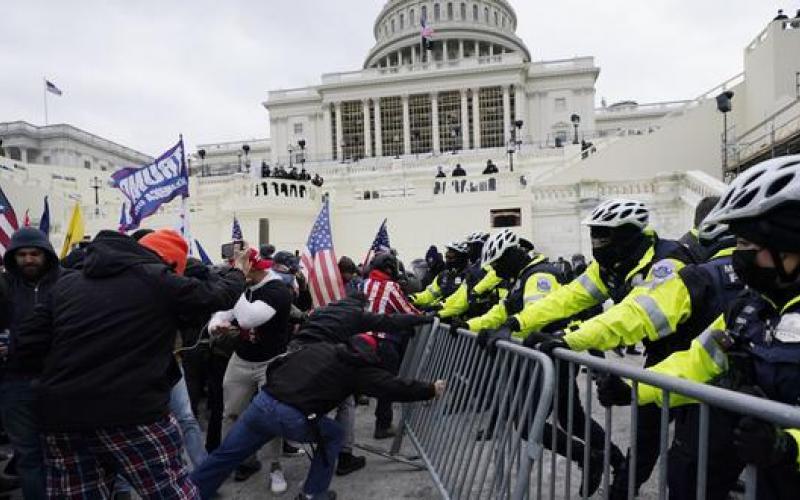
248, 248, 271, 271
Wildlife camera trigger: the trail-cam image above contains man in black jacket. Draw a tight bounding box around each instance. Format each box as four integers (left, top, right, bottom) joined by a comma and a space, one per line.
13, 229, 248, 499
190, 333, 445, 500
0, 227, 61, 500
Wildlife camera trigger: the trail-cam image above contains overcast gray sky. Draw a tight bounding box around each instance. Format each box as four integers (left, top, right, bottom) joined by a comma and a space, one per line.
2, 0, 795, 156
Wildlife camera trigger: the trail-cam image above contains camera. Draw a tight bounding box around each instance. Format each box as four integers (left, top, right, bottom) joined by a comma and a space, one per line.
221, 241, 244, 260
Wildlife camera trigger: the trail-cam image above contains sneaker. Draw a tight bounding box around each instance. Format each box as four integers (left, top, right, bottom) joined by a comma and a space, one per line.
269, 467, 288, 494
233, 459, 261, 482
335, 452, 366, 476
283, 442, 306, 457
373, 426, 396, 440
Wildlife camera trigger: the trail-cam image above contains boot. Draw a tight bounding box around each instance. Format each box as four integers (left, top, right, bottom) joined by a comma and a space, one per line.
336, 452, 366, 476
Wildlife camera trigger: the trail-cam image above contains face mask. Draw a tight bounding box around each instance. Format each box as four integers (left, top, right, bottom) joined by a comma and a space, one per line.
592, 245, 620, 269
732, 249, 781, 296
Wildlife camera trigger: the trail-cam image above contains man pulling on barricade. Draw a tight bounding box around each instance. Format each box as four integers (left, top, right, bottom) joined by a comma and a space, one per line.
532, 217, 740, 498
516, 198, 694, 494
411, 241, 470, 311
192, 318, 443, 500
436, 231, 504, 321
600, 156, 800, 499
288, 291, 433, 475
458, 229, 619, 496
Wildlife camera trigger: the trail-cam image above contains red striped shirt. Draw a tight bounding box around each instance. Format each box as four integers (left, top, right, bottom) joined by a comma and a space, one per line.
363, 269, 420, 339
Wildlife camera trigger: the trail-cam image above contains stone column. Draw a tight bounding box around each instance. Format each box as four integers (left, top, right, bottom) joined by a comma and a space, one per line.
472, 88, 481, 148
322, 104, 332, 160
475, 40, 480, 57
460, 89, 470, 149
363, 99, 372, 157
411, 45, 417, 65
374, 98, 384, 156
503, 85, 511, 144
459, 39, 465, 59
335, 102, 343, 160
431, 92, 440, 153
402, 94, 411, 155
490, 44, 495, 57
443, 40, 448, 61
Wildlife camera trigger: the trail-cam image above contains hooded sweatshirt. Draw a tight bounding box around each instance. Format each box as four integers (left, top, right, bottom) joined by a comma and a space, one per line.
1, 227, 62, 375
11, 230, 246, 430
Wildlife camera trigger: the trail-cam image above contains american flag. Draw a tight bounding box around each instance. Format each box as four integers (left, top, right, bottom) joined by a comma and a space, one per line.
232, 215, 243, 241
301, 197, 345, 307
45, 79, 63, 96
362, 218, 391, 267
0, 184, 19, 256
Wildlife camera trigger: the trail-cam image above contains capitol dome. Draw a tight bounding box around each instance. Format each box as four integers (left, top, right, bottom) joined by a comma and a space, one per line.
365, 0, 531, 68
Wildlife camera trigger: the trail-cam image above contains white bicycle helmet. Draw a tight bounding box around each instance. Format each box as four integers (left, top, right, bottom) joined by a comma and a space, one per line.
697, 220, 730, 244
705, 155, 800, 224
464, 231, 490, 244
445, 241, 470, 254
481, 229, 519, 267
582, 199, 649, 229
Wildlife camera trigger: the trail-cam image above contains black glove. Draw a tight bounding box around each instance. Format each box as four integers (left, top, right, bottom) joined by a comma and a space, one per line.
522, 330, 564, 349
596, 374, 632, 407
446, 317, 469, 338
410, 315, 435, 326
477, 326, 512, 354
537, 338, 568, 356
733, 417, 798, 467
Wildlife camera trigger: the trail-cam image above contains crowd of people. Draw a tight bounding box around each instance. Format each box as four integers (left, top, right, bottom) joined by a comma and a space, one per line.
1, 154, 799, 499
260, 162, 324, 187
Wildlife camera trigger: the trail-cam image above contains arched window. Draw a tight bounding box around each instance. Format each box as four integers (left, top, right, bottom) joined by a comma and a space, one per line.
484, 7, 489, 23
502, 15, 506, 28
391, 19, 395, 32
410, 8, 415, 25
473, 4, 478, 20
461, 3, 466, 19
434, 3, 440, 21
494, 11, 499, 26
399, 13, 404, 30
421, 5, 427, 21
447, 2, 453, 20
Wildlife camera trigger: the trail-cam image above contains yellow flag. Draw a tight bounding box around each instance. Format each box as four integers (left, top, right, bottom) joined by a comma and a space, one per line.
60, 202, 85, 259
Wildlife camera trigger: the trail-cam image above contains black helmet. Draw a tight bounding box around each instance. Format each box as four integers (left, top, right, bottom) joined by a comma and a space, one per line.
272, 251, 298, 273
370, 252, 400, 280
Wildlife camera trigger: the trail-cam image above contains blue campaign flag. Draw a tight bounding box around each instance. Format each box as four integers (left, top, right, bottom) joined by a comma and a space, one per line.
112, 138, 189, 232
232, 215, 243, 241
194, 239, 213, 265
38, 196, 50, 236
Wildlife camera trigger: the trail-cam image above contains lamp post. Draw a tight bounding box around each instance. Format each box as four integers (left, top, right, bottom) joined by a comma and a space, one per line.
197, 149, 206, 176
90, 176, 102, 216
514, 119, 524, 150
507, 139, 515, 172
570, 114, 581, 145
716, 90, 734, 178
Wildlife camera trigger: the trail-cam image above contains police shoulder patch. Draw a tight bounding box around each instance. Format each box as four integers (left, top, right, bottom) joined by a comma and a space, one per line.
537, 277, 552, 292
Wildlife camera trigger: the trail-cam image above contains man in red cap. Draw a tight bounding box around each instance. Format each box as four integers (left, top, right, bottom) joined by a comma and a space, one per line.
208, 247, 294, 493
11, 228, 249, 499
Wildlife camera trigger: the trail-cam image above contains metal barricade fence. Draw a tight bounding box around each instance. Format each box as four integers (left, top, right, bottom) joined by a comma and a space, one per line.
389, 319, 556, 500
530, 348, 800, 500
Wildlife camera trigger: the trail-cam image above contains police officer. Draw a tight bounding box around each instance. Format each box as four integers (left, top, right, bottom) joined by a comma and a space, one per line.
616, 156, 800, 499
535, 219, 740, 497
461, 230, 621, 496
512, 199, 694, 493
411, 241, 470, 310
437, 231, 504, 321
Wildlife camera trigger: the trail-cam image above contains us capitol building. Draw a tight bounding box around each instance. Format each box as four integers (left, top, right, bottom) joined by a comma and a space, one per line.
2, 0, 799, 261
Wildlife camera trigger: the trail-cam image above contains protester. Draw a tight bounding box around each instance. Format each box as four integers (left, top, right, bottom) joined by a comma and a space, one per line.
435, 166, 446, 178
209, 247, 293, 493
191, 328, 444, 500
0, 227, 61, 500
451, 164, 467, 177
338, 256, 363, 297
10, 228, 247, 499
482, 160, 498, 175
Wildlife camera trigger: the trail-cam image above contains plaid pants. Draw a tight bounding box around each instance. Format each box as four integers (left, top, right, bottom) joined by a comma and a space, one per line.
44, 414, 198, 499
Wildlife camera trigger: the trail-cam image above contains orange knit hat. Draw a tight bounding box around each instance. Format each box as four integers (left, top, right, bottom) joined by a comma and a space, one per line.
139, 229, 189, 275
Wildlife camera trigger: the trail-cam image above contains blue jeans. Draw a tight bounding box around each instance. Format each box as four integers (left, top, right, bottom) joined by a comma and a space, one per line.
170, 375, 208, 468
0, 379, 46, 500
190, 391, 343, 499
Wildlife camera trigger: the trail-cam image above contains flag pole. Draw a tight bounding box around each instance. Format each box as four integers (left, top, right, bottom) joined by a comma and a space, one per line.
43, 77, 49, 125
178, 134, 192, 253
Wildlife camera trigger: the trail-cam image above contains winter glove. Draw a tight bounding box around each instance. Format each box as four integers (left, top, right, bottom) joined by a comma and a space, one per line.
733, 417, 798, 467
523, 330, 564, 349
536, 338, 569, 356
596, 374, 632, 407
477, 326, 512, 354
410, 315, 436, 326
446, 318, 470, 338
